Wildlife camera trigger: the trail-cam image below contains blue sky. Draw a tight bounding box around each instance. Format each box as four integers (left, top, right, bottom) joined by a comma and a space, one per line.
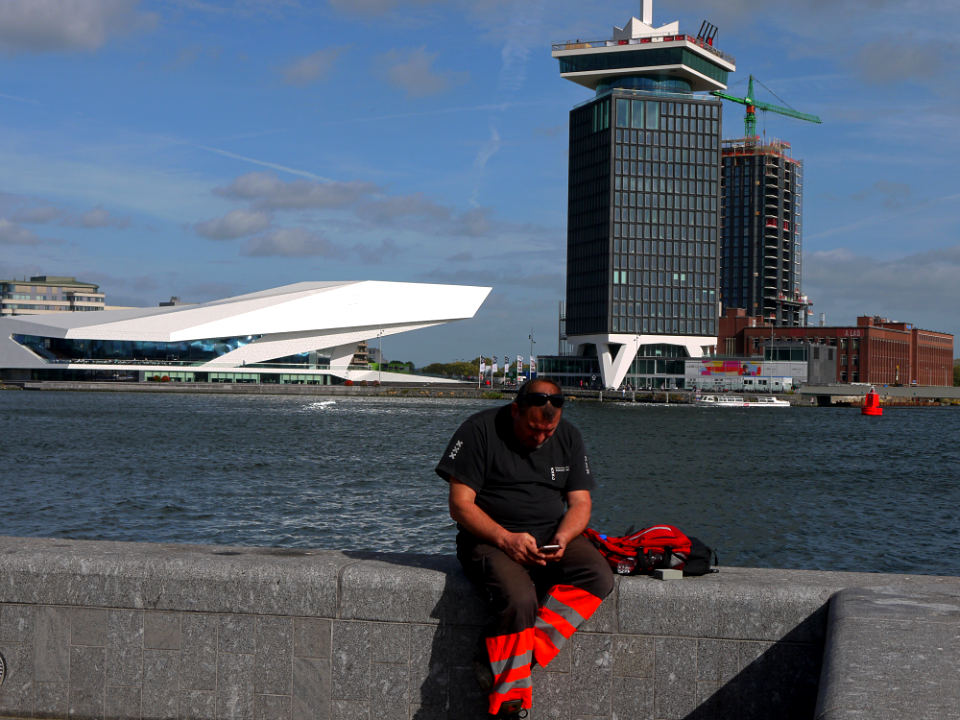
1, 0, 958, 364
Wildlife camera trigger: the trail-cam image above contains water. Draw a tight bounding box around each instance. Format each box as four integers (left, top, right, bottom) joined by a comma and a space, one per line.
2, 391, 959, 576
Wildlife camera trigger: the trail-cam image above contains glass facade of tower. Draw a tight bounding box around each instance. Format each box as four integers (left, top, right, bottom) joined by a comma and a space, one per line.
565, 89, 722, 337
720, 141, 806, 326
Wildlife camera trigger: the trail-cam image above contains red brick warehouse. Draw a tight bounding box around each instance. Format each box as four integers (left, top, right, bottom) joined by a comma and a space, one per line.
718, 310, 954, 386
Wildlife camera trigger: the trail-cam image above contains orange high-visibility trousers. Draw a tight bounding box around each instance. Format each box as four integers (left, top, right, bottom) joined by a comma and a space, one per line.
457, 534, 614, 715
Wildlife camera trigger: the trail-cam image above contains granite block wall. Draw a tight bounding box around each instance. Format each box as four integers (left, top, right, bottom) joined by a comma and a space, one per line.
1, 536, 958, 720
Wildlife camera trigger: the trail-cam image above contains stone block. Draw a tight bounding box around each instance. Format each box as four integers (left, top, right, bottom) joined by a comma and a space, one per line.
444, 666, 486, 720
738, 640, 820, 720
34, 681, 69, 720
36, 606, 71, 683
695, 639, 739, 684
579, 582, 617, 634
531, 668, 571, 720
242, 553, 347, 619
368, 663, 409, 720
338, 558, 486, 626
540, 637, 572, 674
69, 645, 106, 720
292, 657, 330, 720
612, 635, 653, 678
817, 598, 960, 720
719, 585, 830, 644
256, 616, 294, 696
1, 603, 35, 642
617, 578, 721, 639
294, 619, 331, 660
369, 624, 409, 665
330, 701, 368, 720
610, 676, 653, 720
180, 690, 217, 720
219, 614, 256, 655
72, 608, 107, 647
255, 694, 291, 720
570, 633, 612, 717
142, 649, 180, 720
105, 685, 141, 720
332, 622, 370, 702
0, 642, 35, 718
407, 625, 448, 707
181, 613, 218, 692
218, 653, 255, 720
654, 637, 697, 720
143, 611, 180, 650
106, 610, 143, 687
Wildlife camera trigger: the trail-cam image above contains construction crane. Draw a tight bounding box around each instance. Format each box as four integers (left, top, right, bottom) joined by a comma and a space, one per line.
711, 74, 821, 140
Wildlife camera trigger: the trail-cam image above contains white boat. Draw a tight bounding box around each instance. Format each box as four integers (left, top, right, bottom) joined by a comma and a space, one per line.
695, 394, 789, 408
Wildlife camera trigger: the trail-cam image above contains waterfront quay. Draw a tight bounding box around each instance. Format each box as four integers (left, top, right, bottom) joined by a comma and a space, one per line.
0, 535, 957, 720
11, 380, 960, 408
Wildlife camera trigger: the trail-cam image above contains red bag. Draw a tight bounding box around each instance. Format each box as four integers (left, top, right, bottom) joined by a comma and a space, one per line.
583, 525, 695, 575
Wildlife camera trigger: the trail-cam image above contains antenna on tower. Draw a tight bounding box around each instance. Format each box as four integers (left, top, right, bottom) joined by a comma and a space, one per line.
641, 0, 652, 25
698, 20, 718, 46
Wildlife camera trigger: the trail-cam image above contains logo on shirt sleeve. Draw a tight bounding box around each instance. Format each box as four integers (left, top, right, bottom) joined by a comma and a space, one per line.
449, 440, 463, 460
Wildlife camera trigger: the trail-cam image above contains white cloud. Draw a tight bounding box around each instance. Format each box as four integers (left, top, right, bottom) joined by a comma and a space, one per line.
805, 246, 960, 337
374, 46, 468, 98
355, 192, 449, 224
327, 0, 442, 17
241, 227, 340, 258
281, 47, 347, 86
194, 209, 271, 240
0, 0, 158, 55
353, 239, 402, 265
214, 172, 380, 210
0, 218, 49, 245
77, 204, 131, 229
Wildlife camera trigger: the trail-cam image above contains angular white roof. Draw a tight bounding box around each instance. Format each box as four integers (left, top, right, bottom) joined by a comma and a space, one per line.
0, 280, 491, 370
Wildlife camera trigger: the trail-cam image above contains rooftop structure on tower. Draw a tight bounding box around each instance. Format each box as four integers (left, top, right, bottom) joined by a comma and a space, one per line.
551, 1, 736, 390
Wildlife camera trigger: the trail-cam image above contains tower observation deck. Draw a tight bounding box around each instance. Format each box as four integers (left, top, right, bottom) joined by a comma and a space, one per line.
553, 1, 736, 390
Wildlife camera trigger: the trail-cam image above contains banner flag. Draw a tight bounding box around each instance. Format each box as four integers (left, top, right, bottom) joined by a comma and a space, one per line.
492, 357, 498, 374
530, 355, 538, 378
517, 354, 524, 378
479, 357, 486, 375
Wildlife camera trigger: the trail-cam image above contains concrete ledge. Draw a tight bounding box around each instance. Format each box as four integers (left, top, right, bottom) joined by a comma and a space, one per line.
1, 536, 959, 720
815, 587, 960, 720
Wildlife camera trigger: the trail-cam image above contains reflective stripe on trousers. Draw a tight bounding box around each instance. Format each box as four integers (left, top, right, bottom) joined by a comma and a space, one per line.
533, 584, 604, 667
485, 584, 604, 714
486, 629, 534, 714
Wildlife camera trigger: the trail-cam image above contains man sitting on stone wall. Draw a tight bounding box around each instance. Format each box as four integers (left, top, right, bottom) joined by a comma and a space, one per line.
436, 379, 614, 718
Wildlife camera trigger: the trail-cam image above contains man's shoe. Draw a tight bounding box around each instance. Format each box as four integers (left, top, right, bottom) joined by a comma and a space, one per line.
491, 699, 528, 718
473, 650, 494, 692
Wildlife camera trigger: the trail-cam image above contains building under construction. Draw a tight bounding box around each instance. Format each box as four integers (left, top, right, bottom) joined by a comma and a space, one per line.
720, 136, 811, 326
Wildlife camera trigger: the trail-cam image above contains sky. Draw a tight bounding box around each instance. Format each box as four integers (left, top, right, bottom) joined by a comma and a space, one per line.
1, 0, 959, 365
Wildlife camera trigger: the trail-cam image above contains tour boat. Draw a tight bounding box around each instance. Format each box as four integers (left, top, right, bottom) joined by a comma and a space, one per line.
695, 394, 790, 408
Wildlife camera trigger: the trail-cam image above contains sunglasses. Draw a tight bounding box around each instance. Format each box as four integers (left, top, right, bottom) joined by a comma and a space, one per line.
517, 392, 565, 408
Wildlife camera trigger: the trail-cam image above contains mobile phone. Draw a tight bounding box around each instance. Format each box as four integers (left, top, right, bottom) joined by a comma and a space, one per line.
539, 544, 561, 552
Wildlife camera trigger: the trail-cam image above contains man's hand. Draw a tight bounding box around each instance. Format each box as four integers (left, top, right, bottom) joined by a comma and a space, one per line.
543, 490, 592, 562
500, 532, 547, 566
542, 535, 568, 562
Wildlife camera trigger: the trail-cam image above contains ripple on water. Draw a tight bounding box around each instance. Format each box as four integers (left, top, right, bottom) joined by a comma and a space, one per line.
1, 393, 958, 575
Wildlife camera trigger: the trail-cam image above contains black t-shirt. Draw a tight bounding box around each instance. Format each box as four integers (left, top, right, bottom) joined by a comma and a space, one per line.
435, 405, 595, 545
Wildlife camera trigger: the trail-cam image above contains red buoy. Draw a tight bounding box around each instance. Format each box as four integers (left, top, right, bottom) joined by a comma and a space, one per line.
861, 387, 883, 416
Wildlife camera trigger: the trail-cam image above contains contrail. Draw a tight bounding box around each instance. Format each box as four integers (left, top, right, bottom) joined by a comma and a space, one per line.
193, 145, 333, 182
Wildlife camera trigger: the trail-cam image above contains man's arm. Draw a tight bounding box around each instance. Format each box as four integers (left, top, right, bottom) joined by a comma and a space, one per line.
545, 490, 592, 561
448, 478, 548, 566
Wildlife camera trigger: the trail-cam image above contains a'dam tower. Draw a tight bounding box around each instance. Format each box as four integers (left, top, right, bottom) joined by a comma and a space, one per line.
552, 0, 736, 389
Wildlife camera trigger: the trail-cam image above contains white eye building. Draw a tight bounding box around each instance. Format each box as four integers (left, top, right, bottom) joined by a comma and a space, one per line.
0, 281, 491, 385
